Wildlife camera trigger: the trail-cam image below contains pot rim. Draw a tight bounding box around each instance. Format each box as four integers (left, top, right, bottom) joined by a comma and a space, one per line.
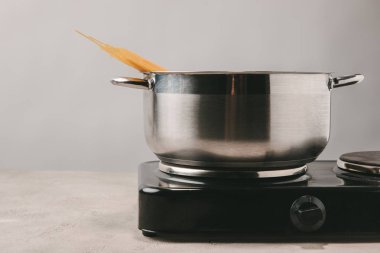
143, 71, 332, 75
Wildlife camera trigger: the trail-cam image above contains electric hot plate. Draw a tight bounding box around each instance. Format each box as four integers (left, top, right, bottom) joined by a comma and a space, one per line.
138, 156, 380, 238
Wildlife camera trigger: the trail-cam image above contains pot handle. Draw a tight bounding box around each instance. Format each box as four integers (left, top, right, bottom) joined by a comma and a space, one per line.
330, 74, 364, 89
111, 77, 152, 90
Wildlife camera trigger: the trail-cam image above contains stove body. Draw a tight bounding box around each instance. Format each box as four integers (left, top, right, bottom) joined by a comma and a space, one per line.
138, 161, 380, 238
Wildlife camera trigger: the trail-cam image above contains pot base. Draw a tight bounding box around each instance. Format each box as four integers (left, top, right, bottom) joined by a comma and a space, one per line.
159, 162, 307, 179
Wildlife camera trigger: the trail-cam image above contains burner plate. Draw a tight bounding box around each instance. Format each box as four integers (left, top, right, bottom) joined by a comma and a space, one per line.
159, 162, 308, 179
338, 151, 380, 175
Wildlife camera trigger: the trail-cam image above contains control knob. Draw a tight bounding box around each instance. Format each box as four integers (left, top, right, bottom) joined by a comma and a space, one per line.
290, 195, 326, 232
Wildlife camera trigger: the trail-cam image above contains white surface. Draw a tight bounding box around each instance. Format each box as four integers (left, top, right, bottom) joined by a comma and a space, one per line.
1, 0, 380, 171
1, 169, 380, 253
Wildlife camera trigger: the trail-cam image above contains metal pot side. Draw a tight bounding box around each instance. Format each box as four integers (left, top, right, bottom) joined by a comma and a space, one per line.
112, 72, 364, 169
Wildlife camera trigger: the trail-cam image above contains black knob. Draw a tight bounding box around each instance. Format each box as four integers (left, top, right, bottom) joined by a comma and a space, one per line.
290, 195, 326, 232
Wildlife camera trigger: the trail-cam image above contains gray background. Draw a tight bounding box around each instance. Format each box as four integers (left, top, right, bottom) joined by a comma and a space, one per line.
1, 0, 379, 170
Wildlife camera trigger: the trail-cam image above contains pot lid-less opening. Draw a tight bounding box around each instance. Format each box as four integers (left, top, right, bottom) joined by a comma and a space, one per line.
337, 151, 380, 175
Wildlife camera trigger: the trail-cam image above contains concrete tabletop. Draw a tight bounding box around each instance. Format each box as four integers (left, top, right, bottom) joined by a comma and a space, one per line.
1, 169, 380, 253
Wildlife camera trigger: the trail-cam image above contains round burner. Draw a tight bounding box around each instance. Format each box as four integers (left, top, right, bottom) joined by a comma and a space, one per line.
159, 162, 307, 179
156, 163, 310, 187
337, 151, 380, 175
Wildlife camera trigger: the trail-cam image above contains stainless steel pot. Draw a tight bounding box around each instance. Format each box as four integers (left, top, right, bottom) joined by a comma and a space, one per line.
112, 71, 364, 177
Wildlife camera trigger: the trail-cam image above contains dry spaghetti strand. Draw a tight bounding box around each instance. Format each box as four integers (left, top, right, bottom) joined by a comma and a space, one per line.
77, 31, 167, 72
